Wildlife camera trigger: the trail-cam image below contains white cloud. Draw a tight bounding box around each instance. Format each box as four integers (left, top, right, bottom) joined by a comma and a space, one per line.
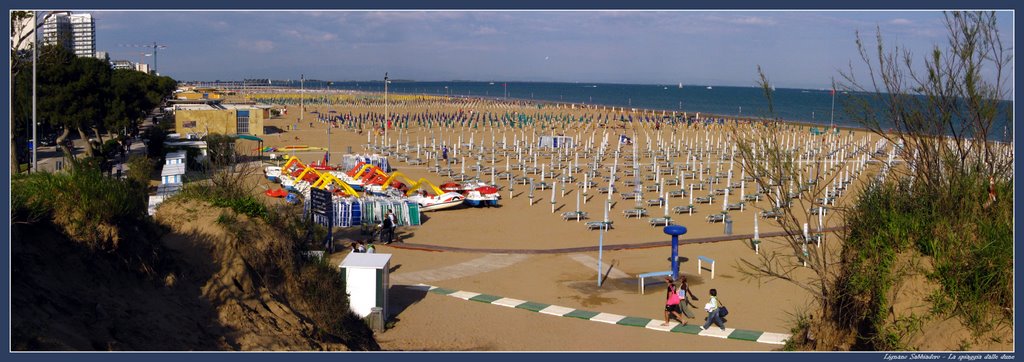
474, 26, 499, 35
889, 18, 913, 26
730, 16, 777, 26
239, 39, 275, 53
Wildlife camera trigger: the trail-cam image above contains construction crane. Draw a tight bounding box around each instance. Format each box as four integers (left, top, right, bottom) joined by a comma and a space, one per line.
118, 42, 168, 75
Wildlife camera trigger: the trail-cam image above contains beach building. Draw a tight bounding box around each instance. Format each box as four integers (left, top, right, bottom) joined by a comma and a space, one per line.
338, 253, 392, 322
173, 103, 268, 138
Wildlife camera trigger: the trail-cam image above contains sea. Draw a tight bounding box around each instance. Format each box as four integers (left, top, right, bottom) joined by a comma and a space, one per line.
269, 80, 1013, 142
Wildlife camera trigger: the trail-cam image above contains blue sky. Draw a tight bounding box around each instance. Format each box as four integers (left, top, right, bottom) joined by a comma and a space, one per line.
91, 10, 1013, 89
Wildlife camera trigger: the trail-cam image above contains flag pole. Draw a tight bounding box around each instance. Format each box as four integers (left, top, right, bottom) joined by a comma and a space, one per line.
830, 87, 836, 130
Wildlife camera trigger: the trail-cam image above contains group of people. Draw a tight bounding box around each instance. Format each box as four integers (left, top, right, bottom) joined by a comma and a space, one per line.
662, 275, 727, 331
348, 209, 399, 254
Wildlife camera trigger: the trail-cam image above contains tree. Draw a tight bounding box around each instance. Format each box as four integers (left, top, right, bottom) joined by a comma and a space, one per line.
730, 68, 850, 348
840, 11, 1012, 194
37, 45, 113, 159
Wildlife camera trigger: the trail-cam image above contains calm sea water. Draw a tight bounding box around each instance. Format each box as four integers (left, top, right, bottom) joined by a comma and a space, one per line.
279, 80, 1011, 141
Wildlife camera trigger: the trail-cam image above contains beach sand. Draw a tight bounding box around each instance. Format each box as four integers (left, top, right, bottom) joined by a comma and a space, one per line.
242, 96, 870, 351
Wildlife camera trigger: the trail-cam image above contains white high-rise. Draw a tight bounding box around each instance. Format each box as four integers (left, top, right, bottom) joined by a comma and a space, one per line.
42, 11, 96, 58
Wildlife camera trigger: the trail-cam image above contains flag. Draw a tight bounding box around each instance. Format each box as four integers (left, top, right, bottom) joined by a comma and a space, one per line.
830, 88, 835, 96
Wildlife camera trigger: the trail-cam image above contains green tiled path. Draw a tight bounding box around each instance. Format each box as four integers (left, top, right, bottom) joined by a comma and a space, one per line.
419, 284, 790, 345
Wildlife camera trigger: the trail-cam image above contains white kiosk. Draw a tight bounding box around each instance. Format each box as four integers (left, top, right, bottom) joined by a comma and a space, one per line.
339, 253, 392, 319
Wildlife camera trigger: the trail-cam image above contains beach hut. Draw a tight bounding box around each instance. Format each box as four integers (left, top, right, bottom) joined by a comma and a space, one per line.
161, 163, 186, 185
166, 150, 187, 165
339, 253, 392, 320
538, 135, 573, 149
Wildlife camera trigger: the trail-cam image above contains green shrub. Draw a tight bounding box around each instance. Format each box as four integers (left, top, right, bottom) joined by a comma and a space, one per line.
12, 160, 148, 248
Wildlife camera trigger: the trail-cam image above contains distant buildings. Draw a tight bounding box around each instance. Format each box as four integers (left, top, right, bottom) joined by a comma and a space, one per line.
111, 60, 134, 70
173, 101, 269, 137
43, 11, 96, 58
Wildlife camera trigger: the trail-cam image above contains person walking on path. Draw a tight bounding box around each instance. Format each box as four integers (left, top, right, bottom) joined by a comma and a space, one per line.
676, 275, 700, 319
701, 288, 726, 331
661, 278, 686, 326
442, 145, 450, 165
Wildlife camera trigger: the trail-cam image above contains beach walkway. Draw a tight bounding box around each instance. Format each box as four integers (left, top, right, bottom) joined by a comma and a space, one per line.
387, 226, 845, 254
411, 284, 791, 346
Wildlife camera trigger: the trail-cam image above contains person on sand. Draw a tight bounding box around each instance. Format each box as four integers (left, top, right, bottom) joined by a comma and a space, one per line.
700, 288, 726, 331
380, 210, 397, 244
661, 278, 686, 326
350, 242, 359, 253
676, 275, 700, 319
365, 242, 376, 254
356, 241, 367, 253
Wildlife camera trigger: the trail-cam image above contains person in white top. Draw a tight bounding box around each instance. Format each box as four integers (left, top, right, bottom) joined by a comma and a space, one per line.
700, 288, 727, 331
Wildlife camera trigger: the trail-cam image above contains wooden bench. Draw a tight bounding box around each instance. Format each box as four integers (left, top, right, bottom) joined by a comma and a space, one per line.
637, 270, 673, 294
697, 256, 716, 279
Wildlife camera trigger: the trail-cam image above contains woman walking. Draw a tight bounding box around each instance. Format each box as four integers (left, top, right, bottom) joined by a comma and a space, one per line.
661, 278, 686, 326
701, 288, 726, 331
676, 275, 700, 319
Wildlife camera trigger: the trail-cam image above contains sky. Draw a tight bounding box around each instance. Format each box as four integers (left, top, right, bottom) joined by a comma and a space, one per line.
88, 10, 1014, 89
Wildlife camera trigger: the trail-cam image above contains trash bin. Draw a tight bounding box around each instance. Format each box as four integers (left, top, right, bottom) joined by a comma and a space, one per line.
366, 307, 384, 332
724, 216, 733, 235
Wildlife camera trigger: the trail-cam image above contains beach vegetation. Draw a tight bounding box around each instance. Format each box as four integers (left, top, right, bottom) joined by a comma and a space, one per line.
836, 10, 1013, 348
735, 11, 1011, 350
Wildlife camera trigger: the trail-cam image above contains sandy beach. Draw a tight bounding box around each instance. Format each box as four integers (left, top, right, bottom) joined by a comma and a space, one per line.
239, 93, 872, 351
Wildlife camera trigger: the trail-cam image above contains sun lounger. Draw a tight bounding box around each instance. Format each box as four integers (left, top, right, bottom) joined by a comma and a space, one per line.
586, 221, 613, 230
649, 217, 673, 226
672, 205, 694, 214
705, 214, 726, 223
760, 209, 782, 220
695, 195, 714, 204
621, 192, 641, 200
667, 190, 687, 198
726, 202, 744, 211
646, 198, 665, 206
561, 211, 589, 221
623, 208, 648, 218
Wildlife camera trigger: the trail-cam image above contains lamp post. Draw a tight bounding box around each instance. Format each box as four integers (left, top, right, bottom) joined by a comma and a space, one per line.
300, 74, 304, 126
31, 11, 38, 173
384, 72, 389, 147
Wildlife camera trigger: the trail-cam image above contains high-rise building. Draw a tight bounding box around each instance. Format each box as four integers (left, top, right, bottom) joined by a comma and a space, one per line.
42, 11, 72, 50
42, 11, 96, 58
69, 13, 95, 58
